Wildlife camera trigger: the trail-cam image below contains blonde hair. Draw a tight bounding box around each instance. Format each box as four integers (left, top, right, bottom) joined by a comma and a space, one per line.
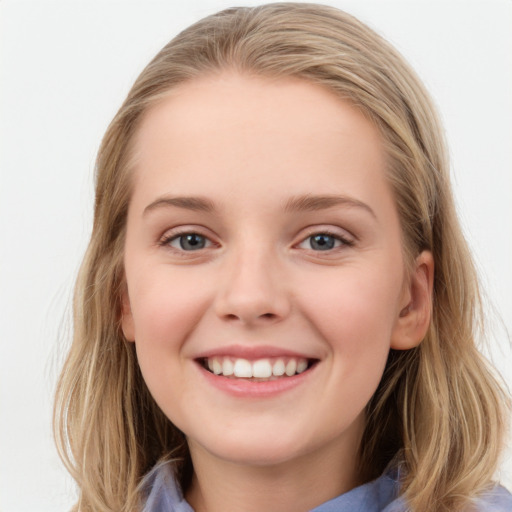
54, 4, 510, 511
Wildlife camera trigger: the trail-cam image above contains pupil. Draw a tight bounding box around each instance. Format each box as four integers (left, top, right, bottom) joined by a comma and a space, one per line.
311, 234, 334, 250
180, 234, 205, 250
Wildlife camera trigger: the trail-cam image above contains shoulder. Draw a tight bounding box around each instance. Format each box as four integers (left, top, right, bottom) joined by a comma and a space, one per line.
472, 484, 512, 511
383, 485, 512, 512
380, 465, 512, 512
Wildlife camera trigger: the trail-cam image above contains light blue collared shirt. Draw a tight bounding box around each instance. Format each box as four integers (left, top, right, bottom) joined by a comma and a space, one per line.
142, 461, 512, 511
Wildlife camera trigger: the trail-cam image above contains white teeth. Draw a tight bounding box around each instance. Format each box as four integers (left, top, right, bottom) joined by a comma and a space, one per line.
222, 358, 234, 376
252, 359, 272, 378
273, 358, 285, 376
212, 357, 222, 375
296, 359, 308, 374
233, 358, 253, 378
285, 359, 297, 376
205, 356, 311, 378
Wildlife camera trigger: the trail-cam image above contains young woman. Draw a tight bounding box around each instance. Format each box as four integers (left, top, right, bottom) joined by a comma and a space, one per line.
54, 4, 511, 511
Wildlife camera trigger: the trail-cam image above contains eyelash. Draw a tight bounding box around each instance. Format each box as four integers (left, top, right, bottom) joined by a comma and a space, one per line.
298, 230, 355, 251
159, 228, 354, 253
159, 230, 214, 252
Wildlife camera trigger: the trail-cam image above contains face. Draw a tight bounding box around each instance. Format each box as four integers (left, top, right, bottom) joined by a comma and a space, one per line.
122, 73, 425, 470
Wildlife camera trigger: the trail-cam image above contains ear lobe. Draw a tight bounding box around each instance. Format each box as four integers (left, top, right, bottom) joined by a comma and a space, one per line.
120, 288, 135, 342
390, 250, 434, 350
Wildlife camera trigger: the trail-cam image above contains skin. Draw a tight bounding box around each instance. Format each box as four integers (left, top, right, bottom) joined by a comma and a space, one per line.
121, 72, 433, 512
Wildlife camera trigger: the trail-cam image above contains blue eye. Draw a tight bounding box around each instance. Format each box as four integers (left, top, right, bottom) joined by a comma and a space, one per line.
299, 233, 350, 251
309, 234, 338, 250
169, 233, 210, 251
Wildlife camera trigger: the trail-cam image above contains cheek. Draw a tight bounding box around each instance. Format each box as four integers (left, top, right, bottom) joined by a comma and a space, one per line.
126, 268, 210, 390
301, 262, 403, 355
128, 280, 207, 422
129, 266, 207, 341
293, 264, 403, 443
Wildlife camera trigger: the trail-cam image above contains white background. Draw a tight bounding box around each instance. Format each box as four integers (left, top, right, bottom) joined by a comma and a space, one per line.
1, 1, 511, 510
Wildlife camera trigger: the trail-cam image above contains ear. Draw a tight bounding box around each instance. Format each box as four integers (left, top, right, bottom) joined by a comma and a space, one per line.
390, 250, 434, 350
120, 285, 135, 342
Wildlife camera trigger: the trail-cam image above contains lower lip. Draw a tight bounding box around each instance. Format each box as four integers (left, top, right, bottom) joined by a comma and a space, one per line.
197, 364, 315, 398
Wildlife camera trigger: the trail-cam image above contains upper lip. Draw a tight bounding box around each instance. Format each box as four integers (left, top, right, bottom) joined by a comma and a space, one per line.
194, 344, 320, 361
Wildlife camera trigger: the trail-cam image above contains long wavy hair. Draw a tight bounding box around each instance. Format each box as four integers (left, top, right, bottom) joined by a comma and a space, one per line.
54, 4, 510, 511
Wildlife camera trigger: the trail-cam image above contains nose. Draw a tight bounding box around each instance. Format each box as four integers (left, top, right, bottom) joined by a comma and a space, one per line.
214, 245, 291, 326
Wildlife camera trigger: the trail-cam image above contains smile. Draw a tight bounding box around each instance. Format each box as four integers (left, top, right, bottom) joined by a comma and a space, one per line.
200, 356, 317, 380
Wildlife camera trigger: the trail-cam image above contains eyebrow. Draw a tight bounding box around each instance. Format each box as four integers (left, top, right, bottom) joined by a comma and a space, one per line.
284, 194, 376, 218
144, 195, 216, 215
143, 193, 376, 218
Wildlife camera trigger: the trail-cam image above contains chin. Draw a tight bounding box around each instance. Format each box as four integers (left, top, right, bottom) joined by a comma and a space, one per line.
216, 445, 302, 467
188, 426, 322, 469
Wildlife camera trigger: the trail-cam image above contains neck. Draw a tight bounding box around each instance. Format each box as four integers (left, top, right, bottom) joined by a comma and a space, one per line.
185, 418, 364, 512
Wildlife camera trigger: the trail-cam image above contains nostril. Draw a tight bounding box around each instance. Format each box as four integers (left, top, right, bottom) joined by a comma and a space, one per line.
223, 312, 277, 322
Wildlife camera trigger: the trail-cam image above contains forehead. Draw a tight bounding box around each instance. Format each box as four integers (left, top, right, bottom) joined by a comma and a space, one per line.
129, 72, 390, 215
134, 72, 381, 153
